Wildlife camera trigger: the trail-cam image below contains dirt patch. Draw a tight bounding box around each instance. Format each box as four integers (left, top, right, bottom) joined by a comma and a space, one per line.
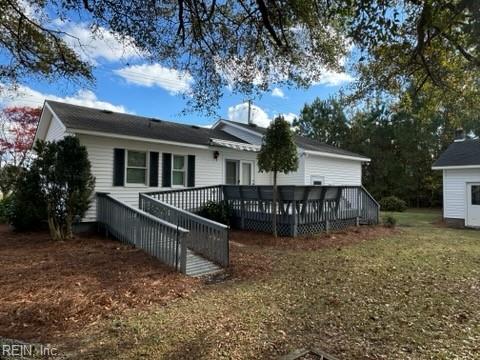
230, 225, 397, 251
0, 224, 200, 343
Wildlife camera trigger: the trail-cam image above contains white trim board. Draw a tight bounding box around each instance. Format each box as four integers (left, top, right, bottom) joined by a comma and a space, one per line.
433, 165, 480, 170
302, 150, 370, 162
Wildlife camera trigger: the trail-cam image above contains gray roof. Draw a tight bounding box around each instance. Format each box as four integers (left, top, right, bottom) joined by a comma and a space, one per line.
433, 139, 480, 167
46, 101, 247, 146
221, 120, 369, 160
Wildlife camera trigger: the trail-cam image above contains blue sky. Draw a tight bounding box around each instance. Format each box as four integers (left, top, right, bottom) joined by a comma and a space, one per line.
0, 19, 353, 127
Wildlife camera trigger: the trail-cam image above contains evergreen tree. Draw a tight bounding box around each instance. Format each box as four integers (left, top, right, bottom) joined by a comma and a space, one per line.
293, 97, 350, 147
34, 136, 95, 240
257, 116, 298, 237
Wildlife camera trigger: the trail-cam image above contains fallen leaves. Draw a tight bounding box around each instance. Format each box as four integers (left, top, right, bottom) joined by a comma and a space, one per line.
0, 224, 200, 342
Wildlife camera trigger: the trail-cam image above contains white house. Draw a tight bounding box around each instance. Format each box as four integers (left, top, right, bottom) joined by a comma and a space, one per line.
34, 101, 370, 224
433, 130, 480, 228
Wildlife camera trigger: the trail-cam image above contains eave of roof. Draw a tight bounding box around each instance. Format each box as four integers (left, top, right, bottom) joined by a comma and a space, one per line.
215, 119, 370, 161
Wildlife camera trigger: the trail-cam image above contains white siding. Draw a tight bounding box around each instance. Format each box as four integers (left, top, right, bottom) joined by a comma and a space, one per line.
78, 134, 272, 221
443, 168, 480, 219
276, 153, 306, 185
218, 123, 263, 145
44, 115, 66, 142
304, 154, 362, 186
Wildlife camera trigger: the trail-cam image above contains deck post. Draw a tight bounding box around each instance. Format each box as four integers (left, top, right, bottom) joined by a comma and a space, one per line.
326, 219, 330, 234
239, 186, 245, 230
180, 231, 188, 274
291, 200, 298, 237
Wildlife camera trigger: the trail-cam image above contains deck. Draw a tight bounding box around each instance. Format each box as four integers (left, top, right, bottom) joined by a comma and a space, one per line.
97, 185, 379, 276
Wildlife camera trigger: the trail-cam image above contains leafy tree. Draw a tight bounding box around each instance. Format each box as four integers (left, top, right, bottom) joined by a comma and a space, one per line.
258, 116, 298, 237
2, 1, 479, 113
351, 1, 480, 113
34, 136, 95, 240
0, 164, 22, 196
7, 165, 47, 230
293, 97, 350, 147
0, 106, 41, 167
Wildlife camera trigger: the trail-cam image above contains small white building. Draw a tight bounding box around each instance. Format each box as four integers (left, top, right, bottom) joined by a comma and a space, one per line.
35, 101, 370, 224
433, 130, 480, 228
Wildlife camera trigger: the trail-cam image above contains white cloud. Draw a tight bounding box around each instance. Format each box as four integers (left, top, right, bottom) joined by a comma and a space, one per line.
0, 85, 128, 113
227, 102, 271, 127
227, 102, 297, 127
313, 69, 354, 87
271, 88, 285, 98
114, 64, 193, 95
279, 112, 297, 123
60, 22, 142, 64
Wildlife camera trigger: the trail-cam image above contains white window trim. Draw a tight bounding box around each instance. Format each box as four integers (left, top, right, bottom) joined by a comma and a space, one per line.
310, 175, 325, 185
125, 149, 149, 187
171, 154, 187, 187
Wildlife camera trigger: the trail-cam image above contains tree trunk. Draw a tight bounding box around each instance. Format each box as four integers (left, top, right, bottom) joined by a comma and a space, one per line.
47, 202, 65, 241
48, 214, 63, 241
272, 171, 277, 238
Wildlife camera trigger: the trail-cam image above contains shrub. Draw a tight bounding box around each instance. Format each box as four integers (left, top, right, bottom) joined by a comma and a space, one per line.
382, 214, 397, 228
34, 136, 95, 240
198, 201, 231, 225
7, 167, 47, 230
0, 196, 14, 223
379, 196, 407, 212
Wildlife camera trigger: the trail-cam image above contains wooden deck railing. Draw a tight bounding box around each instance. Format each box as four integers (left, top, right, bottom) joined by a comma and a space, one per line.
144, 185, 379, 237
222, 185, 380, 236
139, 194, 229, 267
144, 185, 223, 211
97, 193, 189, 272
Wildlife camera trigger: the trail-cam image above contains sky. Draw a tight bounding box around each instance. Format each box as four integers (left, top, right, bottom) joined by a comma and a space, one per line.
0, 16, 353, 128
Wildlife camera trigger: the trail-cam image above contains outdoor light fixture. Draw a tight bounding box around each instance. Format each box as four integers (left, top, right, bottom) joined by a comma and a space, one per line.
213, 150, 220, 160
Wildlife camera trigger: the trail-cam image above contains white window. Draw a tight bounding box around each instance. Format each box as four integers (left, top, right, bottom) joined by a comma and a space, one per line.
126, 150, 147, 185
172, 155, 186, 186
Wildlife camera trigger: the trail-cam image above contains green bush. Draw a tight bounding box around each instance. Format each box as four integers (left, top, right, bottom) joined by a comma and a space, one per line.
0, 196, 13, 223
382, 214, 398, 228
7, 167, 47, 231
198, 201, 231, 225
34, 137, 95, 240
379, 196, 407, 212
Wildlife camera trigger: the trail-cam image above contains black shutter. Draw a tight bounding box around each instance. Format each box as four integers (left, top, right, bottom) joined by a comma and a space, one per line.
162, 153, 172, 187
113, 148, 125, 186
187, 155, 195, 187
149, 152, 159, 187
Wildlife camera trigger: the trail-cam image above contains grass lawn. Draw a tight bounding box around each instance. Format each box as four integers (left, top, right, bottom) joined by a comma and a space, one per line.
60, 209, 480, 360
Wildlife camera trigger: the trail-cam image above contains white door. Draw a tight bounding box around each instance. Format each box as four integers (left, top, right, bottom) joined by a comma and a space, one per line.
241, 161, 253, 185
467, 183, 480, 227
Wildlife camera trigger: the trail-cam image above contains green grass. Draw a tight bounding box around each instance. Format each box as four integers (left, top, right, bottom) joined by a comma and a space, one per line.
381, 208, 441, 227
67, 209, 480, 359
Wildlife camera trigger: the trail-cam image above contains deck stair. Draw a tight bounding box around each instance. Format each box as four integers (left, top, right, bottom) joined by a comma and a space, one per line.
186, 250, 223, 277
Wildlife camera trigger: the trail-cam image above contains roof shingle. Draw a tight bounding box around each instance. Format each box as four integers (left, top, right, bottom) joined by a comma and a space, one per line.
46, 101, 247, 146
220, 120, 369, 160
433, 139, 480, 167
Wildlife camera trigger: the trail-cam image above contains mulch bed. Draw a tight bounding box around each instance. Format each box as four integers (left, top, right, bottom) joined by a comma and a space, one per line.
229, 225, 397, 251
0, 225, 199, 343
